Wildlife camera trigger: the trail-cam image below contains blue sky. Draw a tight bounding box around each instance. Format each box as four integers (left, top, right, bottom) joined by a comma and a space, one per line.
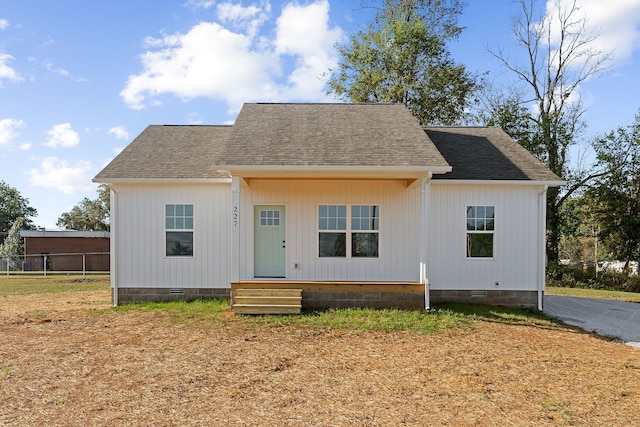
1, 0, 639, 229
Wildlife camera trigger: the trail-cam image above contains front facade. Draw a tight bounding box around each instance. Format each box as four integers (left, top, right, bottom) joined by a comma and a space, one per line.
95, 103, 563, 310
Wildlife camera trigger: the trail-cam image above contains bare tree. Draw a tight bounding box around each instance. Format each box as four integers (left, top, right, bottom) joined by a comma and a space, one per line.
487, 0, 612, 264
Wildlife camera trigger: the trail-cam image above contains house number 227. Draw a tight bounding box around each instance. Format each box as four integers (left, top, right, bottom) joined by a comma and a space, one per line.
233, 206, 239, 227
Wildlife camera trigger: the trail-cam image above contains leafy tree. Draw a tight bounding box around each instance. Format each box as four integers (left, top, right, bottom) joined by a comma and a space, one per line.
327, 0, 478, 125
486, 0, 612, 264
479, 89, 546, 161
57, 184, 110, 231
557, 195, 599, 266
0, 181, 37, 239
587, 113, 640, 270
0, 217, 25, 270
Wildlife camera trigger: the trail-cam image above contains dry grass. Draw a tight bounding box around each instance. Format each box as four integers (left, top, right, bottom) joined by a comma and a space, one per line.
1, 282, 639, 426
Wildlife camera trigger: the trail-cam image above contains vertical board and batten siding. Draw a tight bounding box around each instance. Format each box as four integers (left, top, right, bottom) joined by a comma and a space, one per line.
428, 184, 543, 291
112, 183, 231, 289
239, 179, 422, 282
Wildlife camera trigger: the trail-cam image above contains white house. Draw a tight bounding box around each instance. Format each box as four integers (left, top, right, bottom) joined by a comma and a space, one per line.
94, 103, 563, 311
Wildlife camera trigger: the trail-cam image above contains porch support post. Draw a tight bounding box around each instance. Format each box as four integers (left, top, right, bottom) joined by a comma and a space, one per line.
420, 173, 432, 310
231, 176, 241, 283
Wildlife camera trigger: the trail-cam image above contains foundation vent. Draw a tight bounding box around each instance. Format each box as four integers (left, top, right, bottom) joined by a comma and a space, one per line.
170, 288, 185, 295
470, 290, 487, 298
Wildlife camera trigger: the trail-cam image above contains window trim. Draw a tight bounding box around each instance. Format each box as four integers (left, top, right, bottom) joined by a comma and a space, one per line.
165, 203, 195, 258
318, 204, 380, 259
465, 205, 495, 259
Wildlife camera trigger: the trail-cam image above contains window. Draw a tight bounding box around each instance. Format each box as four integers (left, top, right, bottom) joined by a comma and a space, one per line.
351, 205, 379, 257
318, 205, 346, 257
259, 209, 280, 227
318, 205, 379, 258
466, 206, 494, 258
166, 204, 193, 257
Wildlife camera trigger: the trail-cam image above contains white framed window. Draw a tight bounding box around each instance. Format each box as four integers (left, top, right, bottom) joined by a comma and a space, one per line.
318, 205, 379, 258
466, 206, 494, 258
166, 204, 194, 257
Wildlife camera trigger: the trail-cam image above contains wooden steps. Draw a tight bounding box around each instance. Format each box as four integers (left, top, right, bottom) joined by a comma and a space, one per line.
233, 288, 302, 314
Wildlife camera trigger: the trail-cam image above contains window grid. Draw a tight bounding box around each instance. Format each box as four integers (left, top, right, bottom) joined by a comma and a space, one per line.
259, 209, 281, 227
318, 205, 379, 258
166, 204, 194, 257
466, 205, 494, 258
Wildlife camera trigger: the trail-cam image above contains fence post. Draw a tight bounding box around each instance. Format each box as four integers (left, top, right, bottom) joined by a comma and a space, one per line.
43, 254, 47, 278
5, 256, 8, 277
83, 253, 86, 277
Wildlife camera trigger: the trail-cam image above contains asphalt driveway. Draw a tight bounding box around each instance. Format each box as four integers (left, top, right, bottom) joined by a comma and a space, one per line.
544, 295, 640, 349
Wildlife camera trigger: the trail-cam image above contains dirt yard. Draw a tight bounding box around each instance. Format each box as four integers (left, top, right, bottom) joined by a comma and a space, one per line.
1, 287, 639, 426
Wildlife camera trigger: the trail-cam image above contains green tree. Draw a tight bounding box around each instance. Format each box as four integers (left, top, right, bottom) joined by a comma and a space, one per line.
0, 181, 37, 238
479, 89, 546, 161
327, 0, 477, 125
57, 184, 110, 231
587, 113, 640, 269
0, 217, 25, 270
486, 0, 612, 264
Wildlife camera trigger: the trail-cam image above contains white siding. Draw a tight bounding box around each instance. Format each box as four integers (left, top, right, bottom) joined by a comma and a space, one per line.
428, 183, 544, 291
112, 183, 231, 288
239, 180, 422, 282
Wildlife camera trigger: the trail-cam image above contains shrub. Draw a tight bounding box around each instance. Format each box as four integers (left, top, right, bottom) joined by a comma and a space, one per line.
547, 264, 638, 293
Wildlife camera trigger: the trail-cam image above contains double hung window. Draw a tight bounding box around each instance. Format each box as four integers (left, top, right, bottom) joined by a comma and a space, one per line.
466, 206, 494, 258
166, 204, 194, 257
318, 205, 379, 258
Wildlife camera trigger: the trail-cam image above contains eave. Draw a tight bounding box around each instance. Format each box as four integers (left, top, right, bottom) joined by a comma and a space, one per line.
92, 177, 232, 185
431, 179, 566, 187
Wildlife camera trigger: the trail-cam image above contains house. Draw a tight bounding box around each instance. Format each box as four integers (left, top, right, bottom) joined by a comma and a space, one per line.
94, 103, 563, 310
19, 230, 110, 272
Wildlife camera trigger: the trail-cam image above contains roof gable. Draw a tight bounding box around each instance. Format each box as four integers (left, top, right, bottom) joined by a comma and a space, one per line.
221, 103, 450, 170
425, 127, 563, 183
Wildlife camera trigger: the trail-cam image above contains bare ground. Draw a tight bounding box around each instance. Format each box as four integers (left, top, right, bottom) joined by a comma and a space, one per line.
1, 289, 639, 426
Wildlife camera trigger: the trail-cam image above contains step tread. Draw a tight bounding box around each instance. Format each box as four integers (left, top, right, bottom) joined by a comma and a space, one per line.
235, 289, 302, 296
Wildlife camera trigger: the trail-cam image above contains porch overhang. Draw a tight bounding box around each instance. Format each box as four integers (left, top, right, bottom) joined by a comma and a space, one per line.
218, 165, 451, 188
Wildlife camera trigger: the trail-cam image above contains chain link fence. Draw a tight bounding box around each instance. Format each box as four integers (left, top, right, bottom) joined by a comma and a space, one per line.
0, 252, 109, 277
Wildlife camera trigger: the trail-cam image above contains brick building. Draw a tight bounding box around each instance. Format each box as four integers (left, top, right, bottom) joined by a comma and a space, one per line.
20, 230, 110, 272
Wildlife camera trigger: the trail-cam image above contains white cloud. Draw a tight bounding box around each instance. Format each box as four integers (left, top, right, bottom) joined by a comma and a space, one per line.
275, 0, 342, 99
0, 19, 8, 30
27, 157, 94, 194
0, 53, 22, 86
217, 1, 269, 37
43, 60, 70, 77
121, 0, 343, 110
548, 0, 640, 64
0, 118, 24, 146
108, 125, 130, 140
217, 2, 261, 21
19, 142, 31, 151
45, 123, 80, 148
185, 0, 216, 9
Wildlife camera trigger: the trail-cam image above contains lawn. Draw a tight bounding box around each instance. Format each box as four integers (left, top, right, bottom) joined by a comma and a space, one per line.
1, 276, 639, 426
546, 286, 640, 303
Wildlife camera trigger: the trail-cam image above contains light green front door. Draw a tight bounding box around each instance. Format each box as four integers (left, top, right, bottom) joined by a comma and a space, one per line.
254, 205, 286, 277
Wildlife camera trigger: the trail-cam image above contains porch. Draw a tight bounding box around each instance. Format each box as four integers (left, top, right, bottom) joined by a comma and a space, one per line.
231, 280, 426, 314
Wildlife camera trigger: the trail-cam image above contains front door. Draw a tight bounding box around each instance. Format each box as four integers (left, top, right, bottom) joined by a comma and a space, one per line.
254, 205, 286, 277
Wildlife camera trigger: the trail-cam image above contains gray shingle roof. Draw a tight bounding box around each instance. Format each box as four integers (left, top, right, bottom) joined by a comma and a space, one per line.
94, 125, 231, 180
221, 103, 450, 169
94, 104, 562, 184
425, 127, 564, 182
